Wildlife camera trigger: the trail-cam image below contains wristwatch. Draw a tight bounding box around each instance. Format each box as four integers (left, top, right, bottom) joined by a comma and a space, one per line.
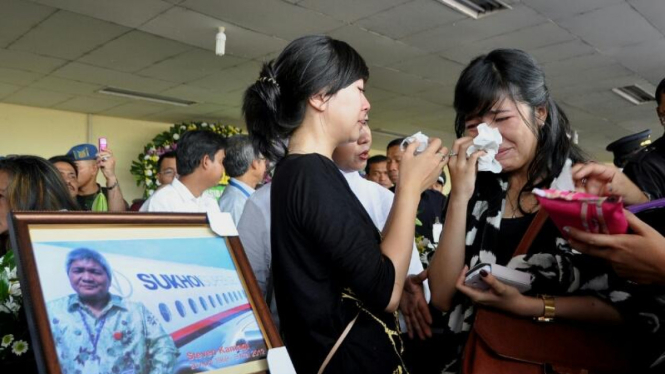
536, 295, 555, 323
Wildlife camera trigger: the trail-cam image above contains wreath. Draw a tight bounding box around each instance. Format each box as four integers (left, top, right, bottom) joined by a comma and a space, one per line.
130, 122, 243, 198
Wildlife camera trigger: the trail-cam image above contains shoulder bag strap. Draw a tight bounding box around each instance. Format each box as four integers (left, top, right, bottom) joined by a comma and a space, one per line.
317, 313, 360, 374
512, 209, 549, 257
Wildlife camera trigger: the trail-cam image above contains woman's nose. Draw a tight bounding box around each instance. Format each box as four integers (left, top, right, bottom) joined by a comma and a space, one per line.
362, 94, 370, 112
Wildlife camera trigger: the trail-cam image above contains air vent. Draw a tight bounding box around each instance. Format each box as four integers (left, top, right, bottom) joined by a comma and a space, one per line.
98, 87, 196, 107
436, 0, 512, 19
612, 85, 655, 105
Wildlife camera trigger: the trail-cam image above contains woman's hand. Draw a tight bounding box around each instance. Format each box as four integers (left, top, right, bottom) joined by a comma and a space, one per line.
566, 211, 665, 285
398, 138, 448, 194
448, 137, 486, 202
455, 266, 542, 318
571, 162, 649, 206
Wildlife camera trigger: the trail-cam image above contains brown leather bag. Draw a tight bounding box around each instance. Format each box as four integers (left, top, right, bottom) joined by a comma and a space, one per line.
462, 210, 632, 374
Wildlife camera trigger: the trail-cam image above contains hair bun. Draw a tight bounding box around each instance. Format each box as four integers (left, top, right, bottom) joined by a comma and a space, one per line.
243, 61, 284, 160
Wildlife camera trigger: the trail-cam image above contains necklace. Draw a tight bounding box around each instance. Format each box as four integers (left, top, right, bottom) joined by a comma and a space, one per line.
507, 193, 521, 218
507, 191, 539, 218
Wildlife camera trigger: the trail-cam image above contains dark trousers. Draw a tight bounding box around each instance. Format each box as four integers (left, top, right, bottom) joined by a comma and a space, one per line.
402, 332, 450, 374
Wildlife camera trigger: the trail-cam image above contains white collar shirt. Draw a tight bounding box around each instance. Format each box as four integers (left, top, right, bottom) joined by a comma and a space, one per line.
139, 178, 221, 213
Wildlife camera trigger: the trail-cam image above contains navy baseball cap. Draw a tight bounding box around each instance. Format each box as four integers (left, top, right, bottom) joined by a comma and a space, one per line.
66, 144, 98, 161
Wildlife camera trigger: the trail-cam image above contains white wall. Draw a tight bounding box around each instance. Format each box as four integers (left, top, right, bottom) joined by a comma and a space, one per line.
0, 102, 172, 201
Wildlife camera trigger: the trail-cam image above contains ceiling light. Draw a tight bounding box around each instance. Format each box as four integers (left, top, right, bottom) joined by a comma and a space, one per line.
216, 27, 226, 56
98, 87, 196, 107
436, 0, 511, 19
612, 85, 655, 105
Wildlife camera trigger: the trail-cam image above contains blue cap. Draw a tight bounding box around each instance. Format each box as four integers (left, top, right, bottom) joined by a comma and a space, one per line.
67, 144, 98, 161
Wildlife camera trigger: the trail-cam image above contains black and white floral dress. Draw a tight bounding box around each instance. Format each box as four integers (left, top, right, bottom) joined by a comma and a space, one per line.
436, 172, 665, 373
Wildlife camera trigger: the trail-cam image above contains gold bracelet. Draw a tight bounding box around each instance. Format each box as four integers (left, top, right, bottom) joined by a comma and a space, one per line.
536, 295, 555, 323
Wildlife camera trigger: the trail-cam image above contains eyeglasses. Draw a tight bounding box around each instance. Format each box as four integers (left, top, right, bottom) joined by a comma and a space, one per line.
158, 169, 175, 176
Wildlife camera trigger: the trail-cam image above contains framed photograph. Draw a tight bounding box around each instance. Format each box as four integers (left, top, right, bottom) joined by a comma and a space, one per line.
9, 212, 282, 374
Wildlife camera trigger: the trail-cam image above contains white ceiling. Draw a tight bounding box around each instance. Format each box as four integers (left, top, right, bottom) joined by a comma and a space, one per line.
1, 0, 664, 160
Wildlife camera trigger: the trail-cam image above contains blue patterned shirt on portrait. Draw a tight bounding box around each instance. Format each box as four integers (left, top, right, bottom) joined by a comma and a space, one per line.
47, 294, 178, 374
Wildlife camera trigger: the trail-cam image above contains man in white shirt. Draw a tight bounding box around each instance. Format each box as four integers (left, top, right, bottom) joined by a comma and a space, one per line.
141, 130, 225, 213
237, 122, 431, 338
218, 135, 267, 224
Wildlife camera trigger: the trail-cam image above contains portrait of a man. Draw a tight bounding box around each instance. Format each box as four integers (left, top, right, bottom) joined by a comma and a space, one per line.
46, 248, 178, 374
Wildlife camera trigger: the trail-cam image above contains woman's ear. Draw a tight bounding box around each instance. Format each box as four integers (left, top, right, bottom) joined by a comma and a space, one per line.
536, 106, 548, 126
308, 92, 329, 112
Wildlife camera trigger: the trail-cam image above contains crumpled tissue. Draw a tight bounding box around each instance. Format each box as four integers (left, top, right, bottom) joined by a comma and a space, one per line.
401, 131, 429, 155
466, 123, 503, 173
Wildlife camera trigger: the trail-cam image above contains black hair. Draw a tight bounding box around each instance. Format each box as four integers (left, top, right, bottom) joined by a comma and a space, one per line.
656, 78, 665, 106
0, 155, 79, 212
453, 48, 586, 214
243, 35, 369, 161
48, 155, 78, 177
386, 138, 404, 151
365, 154, 387, 174
175, 130, 226, 177
157, 151, 176, 171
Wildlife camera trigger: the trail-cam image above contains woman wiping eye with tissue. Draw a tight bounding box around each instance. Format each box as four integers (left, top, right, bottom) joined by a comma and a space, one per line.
427, 49, 659, 373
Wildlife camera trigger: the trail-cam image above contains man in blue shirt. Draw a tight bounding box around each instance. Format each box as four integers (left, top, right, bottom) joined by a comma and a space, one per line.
47, 248, 178, 374
218, 135, 267, 224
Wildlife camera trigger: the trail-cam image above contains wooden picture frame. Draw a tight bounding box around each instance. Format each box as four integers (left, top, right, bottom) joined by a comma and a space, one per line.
9, 212, 282, 374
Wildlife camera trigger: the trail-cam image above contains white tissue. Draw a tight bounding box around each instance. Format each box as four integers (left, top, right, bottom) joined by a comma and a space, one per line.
466, 123, 503, 173
401, 131, 429, 154
550, 159, 575, 191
